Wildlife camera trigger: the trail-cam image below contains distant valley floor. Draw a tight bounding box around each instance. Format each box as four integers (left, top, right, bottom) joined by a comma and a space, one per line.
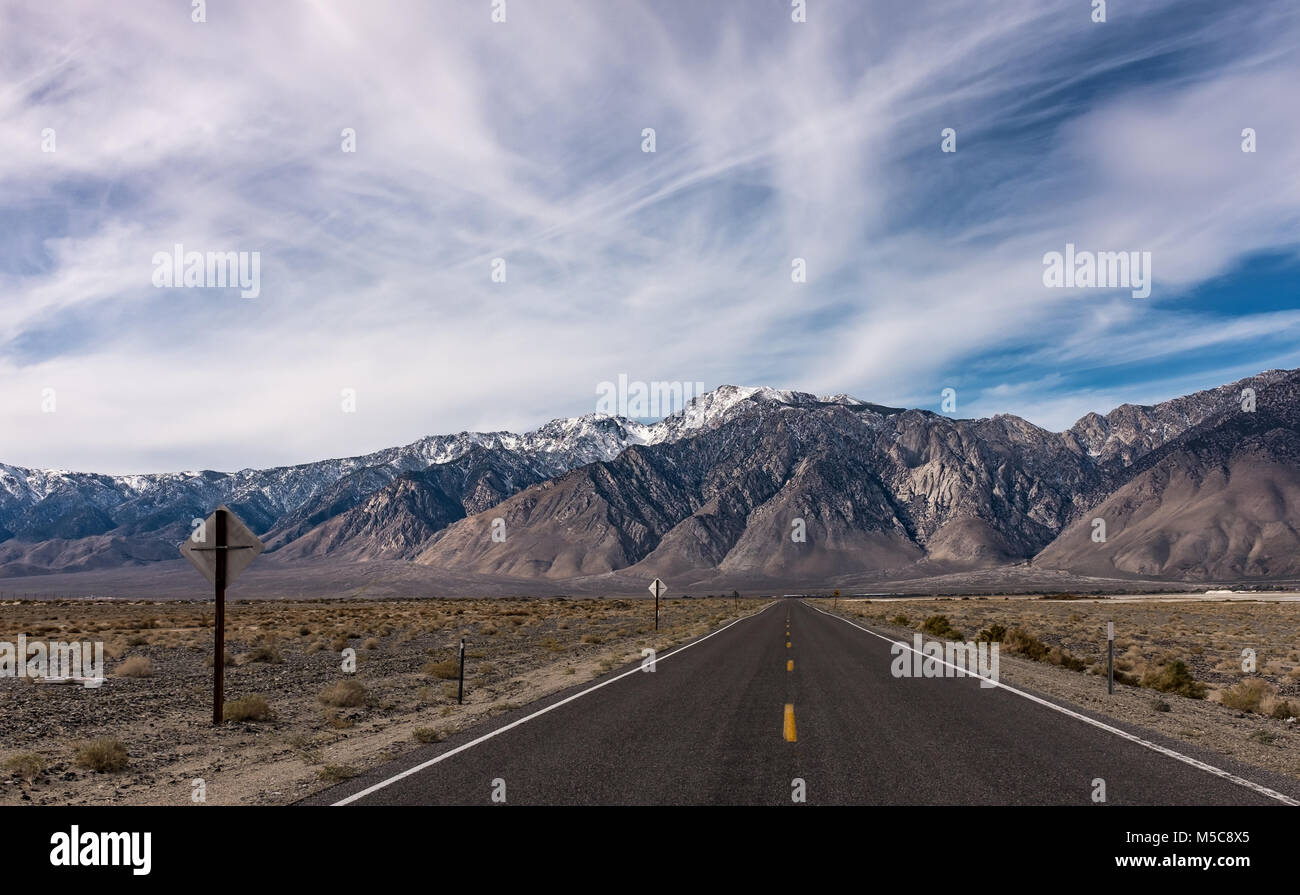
2, 556, 1300, 601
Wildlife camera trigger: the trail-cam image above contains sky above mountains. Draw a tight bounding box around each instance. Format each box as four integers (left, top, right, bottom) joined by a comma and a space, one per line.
1, 0, 1297, 474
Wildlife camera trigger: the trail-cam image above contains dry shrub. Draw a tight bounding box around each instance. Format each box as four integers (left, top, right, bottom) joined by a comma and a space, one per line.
413, 727, 443, 744
1141, 660, 1206, 699
318, 680, 368, 707
422, 658, 460, 680
318, 765, 357, 782
224, 694, 274, 722
1002, 628, 1049, 661
246, 636, 284, 664
1217, 678, 1298, 718
74, 739, 129, 773
116, 655, 154, 678
2, 753, 45, 781
1218, 678, 1274, 713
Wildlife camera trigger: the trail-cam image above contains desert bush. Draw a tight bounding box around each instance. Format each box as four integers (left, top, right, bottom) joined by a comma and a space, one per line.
920, 615, 962, 639
1141, 660, 1206, 699
1218, 678, 1274, 713
224, 694, 274, 722
422, 658, 461, 679
413, 727, 443, 744
1046, 646, 1088, 672
246, 639, 284, 664
74, 739, 129, 773
1002, 628, 1049, 661
116, 655, 154, 678
975, 623, 1007, 643
318, 680, 368, 707
2, 753, 45, 781
318, 765, 357, 782
1269, 700, 1299, 720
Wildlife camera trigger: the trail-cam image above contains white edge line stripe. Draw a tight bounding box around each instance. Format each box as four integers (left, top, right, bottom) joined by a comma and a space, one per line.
805, 601, 1299, 807
333, 600, 778, 805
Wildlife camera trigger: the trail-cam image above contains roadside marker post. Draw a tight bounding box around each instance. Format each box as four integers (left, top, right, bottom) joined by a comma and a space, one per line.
179, 506, 264, 725
1107, 620, 1115, 695
648, 578, 666, 631
458, 638, 466, 705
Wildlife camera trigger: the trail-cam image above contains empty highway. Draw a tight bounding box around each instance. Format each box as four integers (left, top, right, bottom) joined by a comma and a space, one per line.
308, 600, 1299, 806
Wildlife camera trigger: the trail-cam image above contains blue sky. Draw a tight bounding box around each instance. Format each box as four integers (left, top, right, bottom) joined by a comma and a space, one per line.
1, 0, 1297, 473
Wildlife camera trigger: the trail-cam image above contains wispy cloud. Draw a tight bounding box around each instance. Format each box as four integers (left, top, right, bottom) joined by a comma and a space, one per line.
1, 0, 1297, 472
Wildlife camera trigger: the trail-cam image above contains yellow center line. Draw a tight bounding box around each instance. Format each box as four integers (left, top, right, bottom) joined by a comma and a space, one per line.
787, 659, 794, 671
786, 641, 791, 648
783, 704, 797, 742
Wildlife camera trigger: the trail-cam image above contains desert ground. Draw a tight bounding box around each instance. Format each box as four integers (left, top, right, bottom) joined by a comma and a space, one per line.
0, 596, 762, 805
816, 595, 1300, 784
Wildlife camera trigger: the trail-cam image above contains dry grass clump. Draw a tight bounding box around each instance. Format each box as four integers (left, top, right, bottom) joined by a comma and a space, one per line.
74, 739, 129, 773
318, 680, 368, 707
1140, 659, 1207, 699
422, 658, 461, 680
1001, 627, 1049, 661
413, 727, 444, 744
920, 615, 962, 640
1217, 678, 1300, 718
224, 694, 275, 722
318, 765, 357, 782
245, 637, 285, 664
1219, 678, 1274, 712
2, 753, 45, 781
116, 655, 154, 678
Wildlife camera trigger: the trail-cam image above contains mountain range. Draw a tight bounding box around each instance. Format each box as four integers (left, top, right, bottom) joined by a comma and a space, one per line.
2, 370, 1297, 589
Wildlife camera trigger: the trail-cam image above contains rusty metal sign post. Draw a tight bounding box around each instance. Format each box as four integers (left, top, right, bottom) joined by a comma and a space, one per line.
180, 506, 264, 725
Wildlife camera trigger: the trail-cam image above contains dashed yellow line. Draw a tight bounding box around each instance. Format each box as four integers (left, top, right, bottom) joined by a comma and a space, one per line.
783, 704, 797, 742
787, 659, 794, 672
786, 641, 791, 648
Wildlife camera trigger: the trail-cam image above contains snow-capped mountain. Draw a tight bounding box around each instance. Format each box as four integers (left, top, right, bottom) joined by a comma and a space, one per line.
409, 370, 1300, 583
0, 389, 847, 573
2, 371, 1295, 582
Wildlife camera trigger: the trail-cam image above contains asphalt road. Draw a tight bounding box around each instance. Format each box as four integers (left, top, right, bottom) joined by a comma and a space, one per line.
309, 600, 1299, 806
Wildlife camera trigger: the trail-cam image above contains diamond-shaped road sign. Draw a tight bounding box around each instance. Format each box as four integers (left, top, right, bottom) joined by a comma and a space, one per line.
648, 577, 667, 599
180, 506, 264, 586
